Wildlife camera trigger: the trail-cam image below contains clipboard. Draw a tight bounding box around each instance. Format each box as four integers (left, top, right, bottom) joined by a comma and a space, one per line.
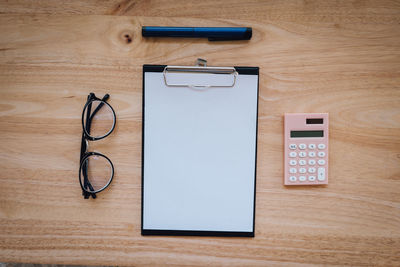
141, 59, 259, 237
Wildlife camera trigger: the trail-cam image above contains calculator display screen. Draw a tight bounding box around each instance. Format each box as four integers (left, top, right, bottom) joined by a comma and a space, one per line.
290, 130, 323, 138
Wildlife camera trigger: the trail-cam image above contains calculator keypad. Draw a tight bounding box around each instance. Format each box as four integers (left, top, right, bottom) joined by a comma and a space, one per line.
287, 143, 327, 184
308, 175, 316, 181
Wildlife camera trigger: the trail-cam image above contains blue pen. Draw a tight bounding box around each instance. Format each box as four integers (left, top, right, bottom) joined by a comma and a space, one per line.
142, 26, 252, 41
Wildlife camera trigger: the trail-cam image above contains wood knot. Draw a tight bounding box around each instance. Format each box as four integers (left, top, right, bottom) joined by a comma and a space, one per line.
123, 33, 133, 44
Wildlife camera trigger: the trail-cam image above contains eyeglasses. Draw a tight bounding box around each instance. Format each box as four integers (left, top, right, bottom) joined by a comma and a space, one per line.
79, 93, 116, 199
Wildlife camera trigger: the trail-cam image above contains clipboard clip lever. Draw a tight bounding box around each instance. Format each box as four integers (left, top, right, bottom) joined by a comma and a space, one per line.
163, 58, 238, 89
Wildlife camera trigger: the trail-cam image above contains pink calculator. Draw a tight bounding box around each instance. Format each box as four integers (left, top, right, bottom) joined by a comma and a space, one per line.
284, 113, 329, 185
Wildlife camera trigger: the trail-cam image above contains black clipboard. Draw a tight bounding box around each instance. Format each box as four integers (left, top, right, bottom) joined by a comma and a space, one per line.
141, 59, 259, 237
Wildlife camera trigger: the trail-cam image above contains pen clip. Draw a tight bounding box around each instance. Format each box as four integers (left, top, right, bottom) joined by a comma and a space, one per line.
208, 37, 238, 41
208, 28, 252, 41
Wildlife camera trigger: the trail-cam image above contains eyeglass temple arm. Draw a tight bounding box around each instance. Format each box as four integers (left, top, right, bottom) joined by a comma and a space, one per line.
81, 97, 97, 199
82, 166, 97, 199
82, 167, 97, 199
80, 93, 93, 160
80, 134, 90, 198
88, 94, 110, 122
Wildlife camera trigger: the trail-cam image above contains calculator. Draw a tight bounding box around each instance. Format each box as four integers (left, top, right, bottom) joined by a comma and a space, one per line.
284, 113, 329, 185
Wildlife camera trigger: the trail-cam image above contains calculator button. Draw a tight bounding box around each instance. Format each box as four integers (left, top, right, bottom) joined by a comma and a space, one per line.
289, 152, 297, 158
308, 167, 316, 173
318, 151, 326, 157
289, 168, 297, 174
289, 176, 297, 182
289, 144, 297, 150
299, 176, 307, 182
299, 160, 307, 166
317, 167, 325, 181
299, 144, 307, 150
299, 152, 307, 158
308, 159, 316, 165
299, 168, 306, 174
289, 160, 297, 166
308, 151, 316, 157
318, 144, 326, 149
318, 159, 326, 165
308, 144, 316, 149
308, 175, 316, 181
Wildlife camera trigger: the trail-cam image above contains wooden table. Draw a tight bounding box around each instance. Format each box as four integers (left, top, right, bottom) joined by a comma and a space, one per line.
1, 1, 399, 266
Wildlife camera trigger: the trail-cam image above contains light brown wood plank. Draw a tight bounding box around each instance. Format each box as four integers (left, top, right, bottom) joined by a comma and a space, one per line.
0, 6, 400, 267
1, 0, 400, 23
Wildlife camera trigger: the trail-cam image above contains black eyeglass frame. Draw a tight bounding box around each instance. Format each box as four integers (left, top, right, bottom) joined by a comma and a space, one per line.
79, 93, 116, 199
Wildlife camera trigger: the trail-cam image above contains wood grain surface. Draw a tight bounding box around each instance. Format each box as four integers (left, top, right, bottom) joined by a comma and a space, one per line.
0, 0, 400, 266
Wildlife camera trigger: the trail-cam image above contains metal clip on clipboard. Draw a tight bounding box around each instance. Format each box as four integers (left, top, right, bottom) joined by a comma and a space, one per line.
163, 58, 238, 89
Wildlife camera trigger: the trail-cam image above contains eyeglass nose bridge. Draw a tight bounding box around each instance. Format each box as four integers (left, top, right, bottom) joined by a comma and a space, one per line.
85, 140, 89, 153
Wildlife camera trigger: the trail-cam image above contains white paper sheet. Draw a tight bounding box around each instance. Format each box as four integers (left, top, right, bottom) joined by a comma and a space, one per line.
143, 70, 258, 233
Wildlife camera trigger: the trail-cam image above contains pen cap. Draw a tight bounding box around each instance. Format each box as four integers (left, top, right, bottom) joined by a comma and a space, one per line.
208, 27, 252, 41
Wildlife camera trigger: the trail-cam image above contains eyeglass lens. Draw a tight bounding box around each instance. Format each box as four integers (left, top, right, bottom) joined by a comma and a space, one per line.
83, 100, 115, 139
80, 154, 113, 193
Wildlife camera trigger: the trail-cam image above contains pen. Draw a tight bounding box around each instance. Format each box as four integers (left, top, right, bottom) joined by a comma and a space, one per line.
142, 26, 252, 41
